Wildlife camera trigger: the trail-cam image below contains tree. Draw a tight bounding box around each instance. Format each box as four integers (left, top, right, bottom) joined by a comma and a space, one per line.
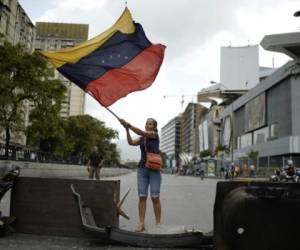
247, 150, 259, 166
26, 116, 68, 160
215, 144, 230, 156
159, 151, 167, 168
0, 41, 66, 157
200, 149, 212, 159
64, 115, 119, 165
26, 79, 66, 159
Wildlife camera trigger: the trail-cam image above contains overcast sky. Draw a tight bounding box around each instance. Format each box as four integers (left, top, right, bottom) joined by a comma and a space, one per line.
20, 0, 300, 140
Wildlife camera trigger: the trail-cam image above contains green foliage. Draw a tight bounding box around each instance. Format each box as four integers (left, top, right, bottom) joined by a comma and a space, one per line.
63, 115, 119, 164
238, 156, 248, 161
159, 151, 167, 168
247, 150, 259, 160
27, 114, 120, 165
0, 41, 66, 156
215, 144, 230, 156
0, 41, 120, 165
200, 149, 212, 158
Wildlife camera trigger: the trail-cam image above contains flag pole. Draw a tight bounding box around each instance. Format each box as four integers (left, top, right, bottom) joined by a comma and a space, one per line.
105, 107, 121, 121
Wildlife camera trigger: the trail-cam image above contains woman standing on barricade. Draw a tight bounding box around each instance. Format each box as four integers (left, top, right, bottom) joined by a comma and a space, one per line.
119, 118, 162, 232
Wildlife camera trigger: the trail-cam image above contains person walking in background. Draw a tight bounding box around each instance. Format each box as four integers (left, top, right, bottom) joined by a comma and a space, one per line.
225, 165, 230, 180
250, 164, 256, 177
119, 117, 162, 232
234, 164, 240, 177
285, 160, 295, 177
243, 164, 249, 177
199, 161, 206, 180
230, 163, 235, 179
87, 146, 104, 180
220, 166, 225, 178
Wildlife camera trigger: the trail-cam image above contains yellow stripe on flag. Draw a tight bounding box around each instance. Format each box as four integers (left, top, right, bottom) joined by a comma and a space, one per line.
39, 8, 135, 68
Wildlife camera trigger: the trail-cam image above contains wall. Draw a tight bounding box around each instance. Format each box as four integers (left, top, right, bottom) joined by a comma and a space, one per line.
220, 45, 259, 90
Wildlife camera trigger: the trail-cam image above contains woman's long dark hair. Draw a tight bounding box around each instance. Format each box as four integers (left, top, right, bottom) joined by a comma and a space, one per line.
148, 118, 158, 132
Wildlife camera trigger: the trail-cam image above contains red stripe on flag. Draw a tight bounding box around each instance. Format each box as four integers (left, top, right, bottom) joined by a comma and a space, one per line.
85, 44, 165, 107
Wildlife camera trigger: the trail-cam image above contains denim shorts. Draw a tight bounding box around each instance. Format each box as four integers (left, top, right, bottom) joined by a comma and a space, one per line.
137, 167, 162, 198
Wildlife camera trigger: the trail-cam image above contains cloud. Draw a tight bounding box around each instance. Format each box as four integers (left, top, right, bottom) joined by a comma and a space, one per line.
52, 0, 107, 10
33, 0, 300, 140
36, 0, 110, 31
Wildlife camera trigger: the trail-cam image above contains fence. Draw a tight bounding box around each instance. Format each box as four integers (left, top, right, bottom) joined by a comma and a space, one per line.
0, 143, 81, 165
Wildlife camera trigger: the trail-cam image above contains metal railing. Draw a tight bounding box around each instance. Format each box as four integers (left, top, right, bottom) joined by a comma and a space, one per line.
0, 143, 83, 165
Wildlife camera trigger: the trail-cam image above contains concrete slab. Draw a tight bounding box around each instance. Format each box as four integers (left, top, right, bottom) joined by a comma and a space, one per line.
10, 177, 120, 237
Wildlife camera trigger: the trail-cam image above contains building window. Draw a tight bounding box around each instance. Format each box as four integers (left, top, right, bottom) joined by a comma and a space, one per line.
253, 126, 269, 145
245, 93, 266, 132
236, 136, 241, 149
222, 116, 231, 147
5, 15, 10, 35
240, 133, 252, 148
270, 123, 278, 140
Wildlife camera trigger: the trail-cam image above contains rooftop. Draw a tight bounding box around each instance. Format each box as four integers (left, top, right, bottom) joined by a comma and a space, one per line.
36, 22, 89, 40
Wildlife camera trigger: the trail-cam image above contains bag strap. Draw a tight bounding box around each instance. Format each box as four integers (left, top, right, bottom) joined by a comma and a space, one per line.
144, 137, 148, 153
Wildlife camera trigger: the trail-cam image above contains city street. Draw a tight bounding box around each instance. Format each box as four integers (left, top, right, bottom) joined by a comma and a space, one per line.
1, 1, 299, 249
0, 171, 218, 249
107, 172, 218, 233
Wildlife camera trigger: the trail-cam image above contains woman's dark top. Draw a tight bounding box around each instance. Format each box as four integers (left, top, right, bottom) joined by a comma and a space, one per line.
138, 135, 160, 168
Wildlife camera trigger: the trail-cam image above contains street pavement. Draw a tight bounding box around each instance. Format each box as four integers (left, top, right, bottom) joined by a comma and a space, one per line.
0, 170, 218, 249
109, 172, 217, 233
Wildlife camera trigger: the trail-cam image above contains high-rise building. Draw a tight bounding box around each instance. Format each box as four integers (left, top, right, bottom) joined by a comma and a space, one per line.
219, 31, 300, 168
180, 103, 206, 156
160, 116, 181, 168
0, 0, 35, 147
0, 0, 35, 51
35, 22, 89, 117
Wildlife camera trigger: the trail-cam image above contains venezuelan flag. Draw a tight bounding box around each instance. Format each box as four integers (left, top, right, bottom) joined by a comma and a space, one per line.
40, 8, 166, 107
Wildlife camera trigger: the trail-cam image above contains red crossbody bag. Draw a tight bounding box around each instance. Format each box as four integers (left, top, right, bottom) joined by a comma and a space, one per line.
144, 138, 162, 171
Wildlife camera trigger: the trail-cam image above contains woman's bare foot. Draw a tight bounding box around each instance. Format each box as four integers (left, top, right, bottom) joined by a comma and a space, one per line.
134, 223, 145, 232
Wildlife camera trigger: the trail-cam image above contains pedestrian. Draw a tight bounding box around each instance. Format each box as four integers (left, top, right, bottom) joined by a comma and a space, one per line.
234, 165, 240, 177
119, 117, 162, 232
229, 163, 235, 179
250, 164, 256, 177
285, 160, 295, 177
243, 164, 249, 177
220, 166, 225, 178
225, 165, 229, 180
87, 146, 104, 180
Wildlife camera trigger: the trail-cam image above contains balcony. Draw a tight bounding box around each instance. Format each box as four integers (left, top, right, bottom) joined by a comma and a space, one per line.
0, 1, 10, 12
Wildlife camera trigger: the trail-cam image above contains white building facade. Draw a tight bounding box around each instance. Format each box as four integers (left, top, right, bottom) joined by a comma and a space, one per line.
220, 45, 259, 90
160, 116, 181, 168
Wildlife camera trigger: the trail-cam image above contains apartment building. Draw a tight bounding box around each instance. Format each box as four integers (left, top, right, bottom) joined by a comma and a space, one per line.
35, 22, 89, 117
0, 0, 35, 147
180, 103, 206, 156
0, 0, 35, 51
160, 116, 181, 168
